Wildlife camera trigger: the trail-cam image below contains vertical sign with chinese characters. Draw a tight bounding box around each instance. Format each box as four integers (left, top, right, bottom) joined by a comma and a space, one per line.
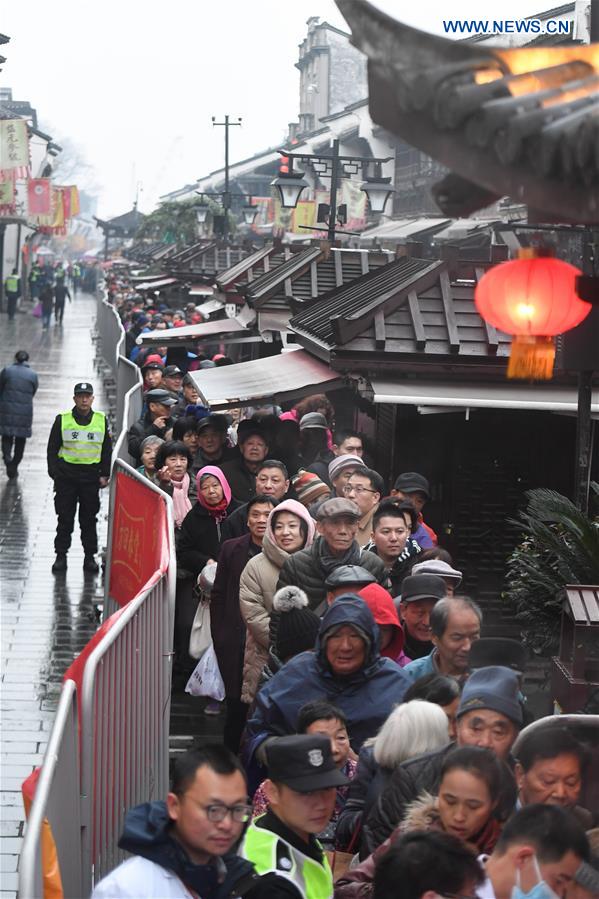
109, 472, 170, 607
0, 119, 29, 169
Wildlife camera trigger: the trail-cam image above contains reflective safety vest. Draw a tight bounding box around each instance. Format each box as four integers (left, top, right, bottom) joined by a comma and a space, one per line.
241, 821, 333, 899
5, 275, 19, 293
57, 410, 106, 465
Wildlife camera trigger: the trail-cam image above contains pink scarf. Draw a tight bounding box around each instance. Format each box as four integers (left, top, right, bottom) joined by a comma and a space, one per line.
171, 472, 192, 527
195, 465, 232, 524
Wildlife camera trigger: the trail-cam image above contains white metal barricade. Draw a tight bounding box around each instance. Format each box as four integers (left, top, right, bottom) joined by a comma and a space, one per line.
18, 468, 176, 898
95, 287, 143, 438
18, 681, 84, 899
80, 564, 175, 893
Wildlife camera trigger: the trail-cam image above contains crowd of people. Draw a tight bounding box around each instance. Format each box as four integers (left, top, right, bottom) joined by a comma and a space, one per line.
89, 278, 599, 898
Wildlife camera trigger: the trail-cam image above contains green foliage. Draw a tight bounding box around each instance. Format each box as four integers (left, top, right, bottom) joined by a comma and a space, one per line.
503, 484, 599, 655
136, 197, 236, 244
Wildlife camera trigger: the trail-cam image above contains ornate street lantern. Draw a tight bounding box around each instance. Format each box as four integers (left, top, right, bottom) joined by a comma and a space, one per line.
271, 171, 309, 208
241, 202, 259, 225
195, 203, 210, 224
475, 249, 590, 379
360, 175, 395, 213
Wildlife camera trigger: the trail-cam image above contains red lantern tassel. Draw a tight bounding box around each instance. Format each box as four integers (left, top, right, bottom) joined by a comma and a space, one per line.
507, 336, 555, 380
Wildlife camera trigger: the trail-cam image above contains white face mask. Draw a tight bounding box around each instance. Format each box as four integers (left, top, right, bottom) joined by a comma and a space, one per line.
512, 855, 560, 899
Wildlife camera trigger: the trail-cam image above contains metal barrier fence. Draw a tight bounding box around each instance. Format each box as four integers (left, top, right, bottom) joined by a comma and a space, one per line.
95, 288, 143, 440
18, 681, 83, 899
18, 449, 176, 898
80, 560, 175, 892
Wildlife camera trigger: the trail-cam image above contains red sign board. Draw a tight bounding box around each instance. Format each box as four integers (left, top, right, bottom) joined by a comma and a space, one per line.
109, 471, 170, 607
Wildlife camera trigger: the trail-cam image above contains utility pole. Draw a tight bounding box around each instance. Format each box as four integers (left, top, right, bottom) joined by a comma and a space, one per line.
212, 115, 242, 243
327, 140, 341, 243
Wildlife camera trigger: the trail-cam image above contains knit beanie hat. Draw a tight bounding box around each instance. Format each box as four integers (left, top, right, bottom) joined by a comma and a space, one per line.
272, 586, 321, 661
292, 470, 331, 506
457, 665, 523, 726
328, 454, 366, 483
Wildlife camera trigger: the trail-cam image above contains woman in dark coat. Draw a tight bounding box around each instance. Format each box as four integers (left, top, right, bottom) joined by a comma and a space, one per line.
0, 350, 38, 478
176, 466, 238, 577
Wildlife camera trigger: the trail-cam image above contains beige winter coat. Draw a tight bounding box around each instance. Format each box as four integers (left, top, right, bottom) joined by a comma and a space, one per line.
239, 533, 289, 705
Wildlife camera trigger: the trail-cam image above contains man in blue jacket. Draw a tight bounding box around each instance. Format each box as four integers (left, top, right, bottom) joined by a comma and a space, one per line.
245, 595, 410, 766
0, 350, 38, 478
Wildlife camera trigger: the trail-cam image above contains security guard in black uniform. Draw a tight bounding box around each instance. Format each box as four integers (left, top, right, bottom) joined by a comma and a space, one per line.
47, 382, 112, 573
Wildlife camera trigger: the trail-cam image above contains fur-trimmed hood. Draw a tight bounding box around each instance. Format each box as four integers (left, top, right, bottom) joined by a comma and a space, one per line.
401, 792, 442, 833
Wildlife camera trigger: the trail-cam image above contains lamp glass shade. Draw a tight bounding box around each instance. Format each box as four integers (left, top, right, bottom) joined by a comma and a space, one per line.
242, 204, 258, 225
475, 257, 590, 336
360, 177, 395, 213
195, 205, 209, 224
271, 173, 308, 208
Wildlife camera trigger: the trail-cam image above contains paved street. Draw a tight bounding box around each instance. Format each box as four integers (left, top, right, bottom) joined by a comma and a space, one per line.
0, 293, 107, 896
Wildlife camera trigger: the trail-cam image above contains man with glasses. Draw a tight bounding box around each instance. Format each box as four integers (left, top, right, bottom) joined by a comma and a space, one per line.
241, 734, 349, 898
343, 467, 384, 548
92, 745, 266, 898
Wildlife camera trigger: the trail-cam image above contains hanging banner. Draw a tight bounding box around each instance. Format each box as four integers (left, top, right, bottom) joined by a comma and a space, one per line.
108, 471, 170, 607
27, 178, 51, 215
0, 180, 15, 205
0, 119, 29, 169
292, 199, 316, 234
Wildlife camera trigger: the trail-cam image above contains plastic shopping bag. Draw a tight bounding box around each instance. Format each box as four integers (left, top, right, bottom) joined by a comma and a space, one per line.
185, 644, 225, 701
188, 598, 212, 660
32, 302, 42, 319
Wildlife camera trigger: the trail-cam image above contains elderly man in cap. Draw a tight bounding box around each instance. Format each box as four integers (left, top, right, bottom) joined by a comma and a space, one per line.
244, 594, 410, 769
366, 665, 522, 851
391, 471, 438, 548
162, 364, 184, 397
325, 565, 377, 604
298, 412, 334, 484
276, 498, 386, 613
128, 387, 177, 465
396, 574, 446, 663
47, 382, 112, 573
328, 454, 366, 497
411, 558, 463, 595
241, 734, 346, 898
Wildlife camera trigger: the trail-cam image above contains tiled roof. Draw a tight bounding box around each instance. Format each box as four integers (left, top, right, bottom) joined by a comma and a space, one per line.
338, 0, 599, 223
244, 248, 322, 303
290, 256, 512, 362
264, 249, 393, 312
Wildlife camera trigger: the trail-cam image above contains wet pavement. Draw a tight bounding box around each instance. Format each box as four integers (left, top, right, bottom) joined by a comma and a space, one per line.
0, 292, 107, 896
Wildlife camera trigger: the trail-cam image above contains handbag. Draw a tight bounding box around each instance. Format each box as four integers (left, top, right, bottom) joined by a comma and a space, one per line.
188, 598, 212, 660
185, 644, 225, 701
32, 301, 42, 319
325, 818, 362, 882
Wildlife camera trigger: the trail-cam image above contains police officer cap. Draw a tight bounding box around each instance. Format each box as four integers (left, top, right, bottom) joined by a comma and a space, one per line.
325, 565, 377, 590
468, 637, 528, 674
74, 382, 94, 395
265, 734, 350, 793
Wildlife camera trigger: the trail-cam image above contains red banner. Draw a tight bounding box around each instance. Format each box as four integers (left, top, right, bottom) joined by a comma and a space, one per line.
108, 471, 170, 607
28, 178, 51, 214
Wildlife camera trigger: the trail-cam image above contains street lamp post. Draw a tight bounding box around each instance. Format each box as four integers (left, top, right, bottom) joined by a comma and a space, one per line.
195, 115, 259, 240
271, 139, 395, 241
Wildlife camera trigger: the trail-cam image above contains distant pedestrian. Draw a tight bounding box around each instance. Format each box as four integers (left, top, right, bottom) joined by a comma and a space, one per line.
47, 382, 112, 573
39, 281, 54, 330
0, 350, 39, 479
4, 268, 21, 320
54, 280, 71, 325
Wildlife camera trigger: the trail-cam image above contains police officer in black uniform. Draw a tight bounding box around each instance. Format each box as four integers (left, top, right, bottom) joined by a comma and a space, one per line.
47, 382, 112, 573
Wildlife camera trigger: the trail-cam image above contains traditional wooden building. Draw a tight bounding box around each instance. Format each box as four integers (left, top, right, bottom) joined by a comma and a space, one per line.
289, 250, 599, 599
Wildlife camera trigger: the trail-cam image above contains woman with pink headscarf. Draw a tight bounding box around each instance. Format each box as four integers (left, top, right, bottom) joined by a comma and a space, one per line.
176, 465, 240, 578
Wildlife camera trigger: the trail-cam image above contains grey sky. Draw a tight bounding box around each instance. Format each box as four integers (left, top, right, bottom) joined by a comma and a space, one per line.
3, 0, 547, 218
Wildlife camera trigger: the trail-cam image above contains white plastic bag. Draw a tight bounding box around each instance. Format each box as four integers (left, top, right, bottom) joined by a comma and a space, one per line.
188, 599, 212, 660
185, 644, 225, 701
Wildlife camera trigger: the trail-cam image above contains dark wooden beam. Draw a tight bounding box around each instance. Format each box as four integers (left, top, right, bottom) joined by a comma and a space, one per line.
408, 289, 427, 349
439, 269, 461, 351
374, 309, 386, 349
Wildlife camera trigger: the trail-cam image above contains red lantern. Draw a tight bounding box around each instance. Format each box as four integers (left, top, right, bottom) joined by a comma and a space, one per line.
475, 252, 591, 380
